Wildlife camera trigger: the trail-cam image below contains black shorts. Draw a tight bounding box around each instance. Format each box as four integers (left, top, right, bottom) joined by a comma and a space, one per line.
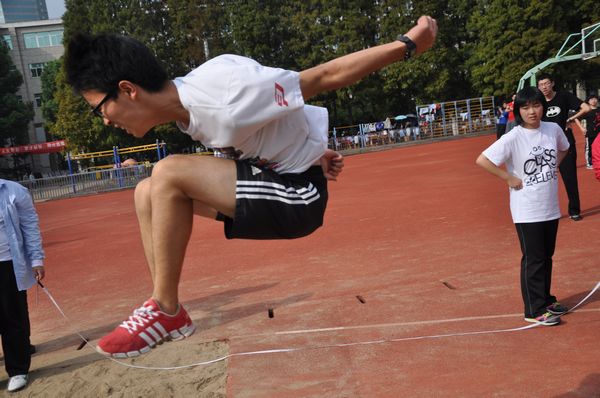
216, 160, 328, 239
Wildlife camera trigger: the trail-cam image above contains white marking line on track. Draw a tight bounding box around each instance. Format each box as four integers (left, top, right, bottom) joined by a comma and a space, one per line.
38, 281, 600, 371
225, 307, 600, 340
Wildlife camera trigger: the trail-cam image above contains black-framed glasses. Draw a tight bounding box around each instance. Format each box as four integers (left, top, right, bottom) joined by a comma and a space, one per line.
90, 91, 115, 118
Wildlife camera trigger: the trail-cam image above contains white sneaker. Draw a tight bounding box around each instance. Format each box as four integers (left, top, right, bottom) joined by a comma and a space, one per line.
7, 374, 28, 392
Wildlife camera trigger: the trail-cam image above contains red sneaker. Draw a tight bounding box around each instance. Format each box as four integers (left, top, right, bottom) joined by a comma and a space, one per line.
97, 298, 195, 358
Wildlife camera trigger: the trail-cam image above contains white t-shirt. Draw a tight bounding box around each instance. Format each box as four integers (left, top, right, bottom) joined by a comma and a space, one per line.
174, 54, 329, 174
482, 121, 569, 223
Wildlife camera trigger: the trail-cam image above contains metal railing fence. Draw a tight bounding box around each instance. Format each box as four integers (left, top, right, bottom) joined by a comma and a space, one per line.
20, 164, 153, 201
329, 96, 496, 151
416, 96, 496, 139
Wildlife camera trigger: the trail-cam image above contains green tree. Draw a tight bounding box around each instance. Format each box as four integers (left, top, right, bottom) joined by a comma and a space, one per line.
227, 0, 297, 66
51, 66, 105, 152
0, 43, 34, 177
466, 0, 600, 97
59, 0, 196, 156
324, 0, 383, 125
378, 0, 476, 115
281, 1, 382, 125
544, 0, 600, 92
166, 1, 234, 73
41, 59, 61, 136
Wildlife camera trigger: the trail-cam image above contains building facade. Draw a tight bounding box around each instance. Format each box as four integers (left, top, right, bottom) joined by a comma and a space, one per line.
0, 0, 48, 24
1, 18, 63, 175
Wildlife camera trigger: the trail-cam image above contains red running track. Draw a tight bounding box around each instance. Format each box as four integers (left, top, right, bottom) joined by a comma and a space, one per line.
28, 134, 600, 397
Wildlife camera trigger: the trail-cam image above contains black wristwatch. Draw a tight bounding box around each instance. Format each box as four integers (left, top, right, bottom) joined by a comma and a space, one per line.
397, 35, 417, 60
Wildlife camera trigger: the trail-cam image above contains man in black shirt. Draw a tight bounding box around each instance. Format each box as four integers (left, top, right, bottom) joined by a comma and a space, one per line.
537, 73, 591, 221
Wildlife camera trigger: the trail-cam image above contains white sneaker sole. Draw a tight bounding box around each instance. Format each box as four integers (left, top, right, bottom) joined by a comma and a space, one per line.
523, 316, 560, 326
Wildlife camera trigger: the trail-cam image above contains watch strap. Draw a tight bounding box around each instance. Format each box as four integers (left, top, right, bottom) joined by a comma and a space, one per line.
397, 34, 417, 60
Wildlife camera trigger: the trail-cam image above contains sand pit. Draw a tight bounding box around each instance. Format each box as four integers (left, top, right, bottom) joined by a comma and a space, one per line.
1, 339, 228, 397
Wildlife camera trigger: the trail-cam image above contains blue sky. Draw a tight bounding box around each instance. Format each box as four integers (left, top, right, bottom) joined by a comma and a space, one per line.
46, 0, 66, 19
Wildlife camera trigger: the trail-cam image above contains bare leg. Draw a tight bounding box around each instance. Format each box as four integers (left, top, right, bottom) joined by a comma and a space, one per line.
147, 155, 236, 314
134, 178, 156, 282
135, 176, 222, 284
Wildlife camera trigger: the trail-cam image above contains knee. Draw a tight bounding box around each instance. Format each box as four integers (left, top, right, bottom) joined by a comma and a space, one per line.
134, 177, 151, 209
151, 155, 186, 184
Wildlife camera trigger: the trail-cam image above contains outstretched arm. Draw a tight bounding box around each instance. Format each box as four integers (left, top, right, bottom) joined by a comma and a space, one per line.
567, 102, 592, 123
299, 16, 438, 100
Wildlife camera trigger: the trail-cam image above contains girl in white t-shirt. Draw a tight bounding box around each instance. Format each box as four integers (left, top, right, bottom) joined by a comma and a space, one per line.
476, 87, 570, 326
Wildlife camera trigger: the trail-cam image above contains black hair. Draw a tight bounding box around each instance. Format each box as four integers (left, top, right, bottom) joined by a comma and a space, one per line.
513, 86, 547, 126
587, 94, 598, 102
537, 73, 554, 83
65, 33, 168, 95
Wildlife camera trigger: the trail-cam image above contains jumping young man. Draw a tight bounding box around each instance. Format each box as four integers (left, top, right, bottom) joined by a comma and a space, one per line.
65, 16, 438, 358
537, 74, 591, 221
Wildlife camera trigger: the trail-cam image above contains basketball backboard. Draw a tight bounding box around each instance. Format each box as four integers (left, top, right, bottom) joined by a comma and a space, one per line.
582, 22, 600, 60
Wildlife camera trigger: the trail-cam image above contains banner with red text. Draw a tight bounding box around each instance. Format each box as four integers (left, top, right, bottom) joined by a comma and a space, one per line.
0, 140, 66, 155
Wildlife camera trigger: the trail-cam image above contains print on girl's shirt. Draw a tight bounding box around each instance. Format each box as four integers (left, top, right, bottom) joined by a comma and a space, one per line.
523, 146, 558, 186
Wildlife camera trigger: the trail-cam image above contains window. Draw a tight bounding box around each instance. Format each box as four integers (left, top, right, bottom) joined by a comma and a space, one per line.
29, 62, 47, 78
34, 93, 42, 107
49, 31, 62, 46
23, 30, 63, 49
2, 35, 12, 50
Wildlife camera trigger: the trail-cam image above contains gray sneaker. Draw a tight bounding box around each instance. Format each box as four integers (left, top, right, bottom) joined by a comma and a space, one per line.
524, 312, 561, 326
547, 302, 569, 315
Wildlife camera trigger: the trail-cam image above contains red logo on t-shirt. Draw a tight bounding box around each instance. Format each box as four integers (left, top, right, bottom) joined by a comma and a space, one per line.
274, 83, 288, 107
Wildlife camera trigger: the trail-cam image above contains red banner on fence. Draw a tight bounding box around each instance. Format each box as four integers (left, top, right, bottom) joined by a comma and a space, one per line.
0, 140, 66, 155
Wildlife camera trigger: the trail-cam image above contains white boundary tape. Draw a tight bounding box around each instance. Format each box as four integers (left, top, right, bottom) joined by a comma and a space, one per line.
38, 281, 600, 371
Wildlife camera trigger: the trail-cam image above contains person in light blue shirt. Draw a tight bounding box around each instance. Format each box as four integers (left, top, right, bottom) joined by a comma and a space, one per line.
0, 179, 45, 393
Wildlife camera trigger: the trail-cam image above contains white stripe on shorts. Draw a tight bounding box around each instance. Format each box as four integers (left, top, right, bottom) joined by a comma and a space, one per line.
237, 180, 315, 193
236, 180, 320, 205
